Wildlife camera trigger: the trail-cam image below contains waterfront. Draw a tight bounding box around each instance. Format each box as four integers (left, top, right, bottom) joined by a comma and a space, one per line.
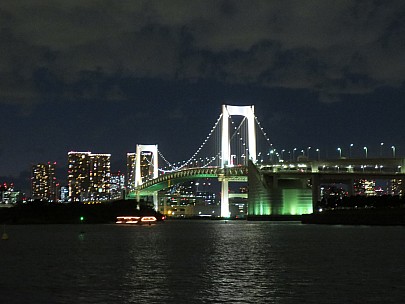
1, 221, 404, 304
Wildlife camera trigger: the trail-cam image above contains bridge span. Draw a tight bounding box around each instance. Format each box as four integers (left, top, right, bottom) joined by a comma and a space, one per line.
130, 166, 248, 195
128, 104, 404, 217
249, 158, 405, 216
130, 157, 405, 217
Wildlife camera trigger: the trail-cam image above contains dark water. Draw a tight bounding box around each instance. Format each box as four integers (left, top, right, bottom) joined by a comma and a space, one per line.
1, 221, 404, 304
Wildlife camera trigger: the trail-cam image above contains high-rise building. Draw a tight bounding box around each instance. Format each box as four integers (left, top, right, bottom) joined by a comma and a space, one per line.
389, 178, 403, 196
110, 171, 125, 200
139, 151, 154, 183
31, 162, 57, 201
68, 152, 91, 202
354, 179, 376, 196
68, 151, 111, 202
89, 154, 111, 201
126, 153, 136, 191
126, 151, 155, 191
60, 186, 69, 202
0, 183, 23, 204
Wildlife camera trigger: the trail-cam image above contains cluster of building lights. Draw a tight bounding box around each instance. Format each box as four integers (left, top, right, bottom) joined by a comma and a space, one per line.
25, 150, 159, 204
0, 137, 402, 206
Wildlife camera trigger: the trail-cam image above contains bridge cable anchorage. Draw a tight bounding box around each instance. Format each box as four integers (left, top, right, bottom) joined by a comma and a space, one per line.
156, 113, 223, 173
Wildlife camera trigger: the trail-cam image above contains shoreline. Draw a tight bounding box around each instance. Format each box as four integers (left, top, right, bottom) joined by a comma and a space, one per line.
2, 201, 404, 226
301, 208, 405, 226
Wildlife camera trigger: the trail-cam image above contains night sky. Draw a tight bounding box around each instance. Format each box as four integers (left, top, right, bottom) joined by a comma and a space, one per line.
1, 1, 405, 192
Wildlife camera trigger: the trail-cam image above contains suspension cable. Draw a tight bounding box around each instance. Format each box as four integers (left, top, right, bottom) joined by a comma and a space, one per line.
156, 113, 223, 172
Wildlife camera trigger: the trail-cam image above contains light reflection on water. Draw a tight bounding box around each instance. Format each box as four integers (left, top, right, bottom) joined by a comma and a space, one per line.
0, 221, 404, 304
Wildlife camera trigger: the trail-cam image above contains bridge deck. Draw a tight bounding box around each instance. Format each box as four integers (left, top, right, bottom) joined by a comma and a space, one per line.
129, 158, 405, 197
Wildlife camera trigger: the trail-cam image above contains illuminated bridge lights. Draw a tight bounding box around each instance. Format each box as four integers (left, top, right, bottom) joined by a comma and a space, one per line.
257, 158, 405, 175
130, 104, 405, 218
137, 166, 249, 193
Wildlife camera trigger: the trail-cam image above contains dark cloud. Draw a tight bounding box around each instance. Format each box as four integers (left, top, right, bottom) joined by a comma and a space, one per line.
1, 0, 404, 108
1, 0, 405, 185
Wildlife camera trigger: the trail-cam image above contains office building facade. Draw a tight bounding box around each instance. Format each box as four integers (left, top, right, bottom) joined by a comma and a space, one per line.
68, 151, 111, 202
31, 162, 57, 201
126, 153, 136, 192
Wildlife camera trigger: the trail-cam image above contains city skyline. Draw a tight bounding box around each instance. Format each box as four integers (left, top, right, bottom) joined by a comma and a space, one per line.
2, 113, 405, 195
1, 1, 405, 191
5, 144, 404, 201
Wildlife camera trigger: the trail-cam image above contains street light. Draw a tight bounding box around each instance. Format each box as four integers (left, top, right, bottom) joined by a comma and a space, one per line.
337, 147, 342, 158
380, 142, 384, 157
281, 149, 285, 161
293, 148, 297, 161
364, 146, 368, 158
307, 146, 311, 159
349, 144, 354, 158
316, 148, 320, 161
391, 146, 396, 158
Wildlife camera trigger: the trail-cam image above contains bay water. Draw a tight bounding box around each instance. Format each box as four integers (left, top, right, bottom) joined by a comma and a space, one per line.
1, 221, 404, 303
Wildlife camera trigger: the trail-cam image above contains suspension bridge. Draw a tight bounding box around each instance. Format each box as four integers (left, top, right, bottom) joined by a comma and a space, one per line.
127, 105, 272, 217
127, 105, 405, 218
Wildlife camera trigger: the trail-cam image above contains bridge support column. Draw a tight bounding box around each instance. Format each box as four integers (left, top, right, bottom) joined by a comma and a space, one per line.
401, 160, 405, 173
221, 178, 230, 218
153, 192, 159, 212
135, 144, 158, 187
347, 178, 355, 197
135, 191, 140, 210
312, 174, 320, 212
271, 175, 278, 188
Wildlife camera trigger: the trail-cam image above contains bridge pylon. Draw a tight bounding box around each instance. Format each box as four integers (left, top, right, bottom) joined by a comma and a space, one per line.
220, 105, 256, 217
135, 144, 159, 210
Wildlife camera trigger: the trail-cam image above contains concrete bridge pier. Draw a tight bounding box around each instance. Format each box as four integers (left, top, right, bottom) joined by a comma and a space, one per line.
312, 174, 320, 211
347, 178, 355, 197
153, 191, 159, 211
271, 175, 278, 188
221, 178, 230, 218
136, 191, 140, 210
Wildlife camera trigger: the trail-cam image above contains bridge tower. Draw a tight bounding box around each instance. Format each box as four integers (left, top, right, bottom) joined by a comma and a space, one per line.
221, 105, 256, 217
135, 144, 159, 210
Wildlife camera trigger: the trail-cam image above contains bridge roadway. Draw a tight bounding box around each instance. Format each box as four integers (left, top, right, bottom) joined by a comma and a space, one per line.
130, 157, 405, 200
255, 157, 405, 208
134, 166, 248, 195
258, 157, 405, 178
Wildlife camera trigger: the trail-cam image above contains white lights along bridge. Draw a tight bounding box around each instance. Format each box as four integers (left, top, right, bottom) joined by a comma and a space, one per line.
128, 104, 273, 218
